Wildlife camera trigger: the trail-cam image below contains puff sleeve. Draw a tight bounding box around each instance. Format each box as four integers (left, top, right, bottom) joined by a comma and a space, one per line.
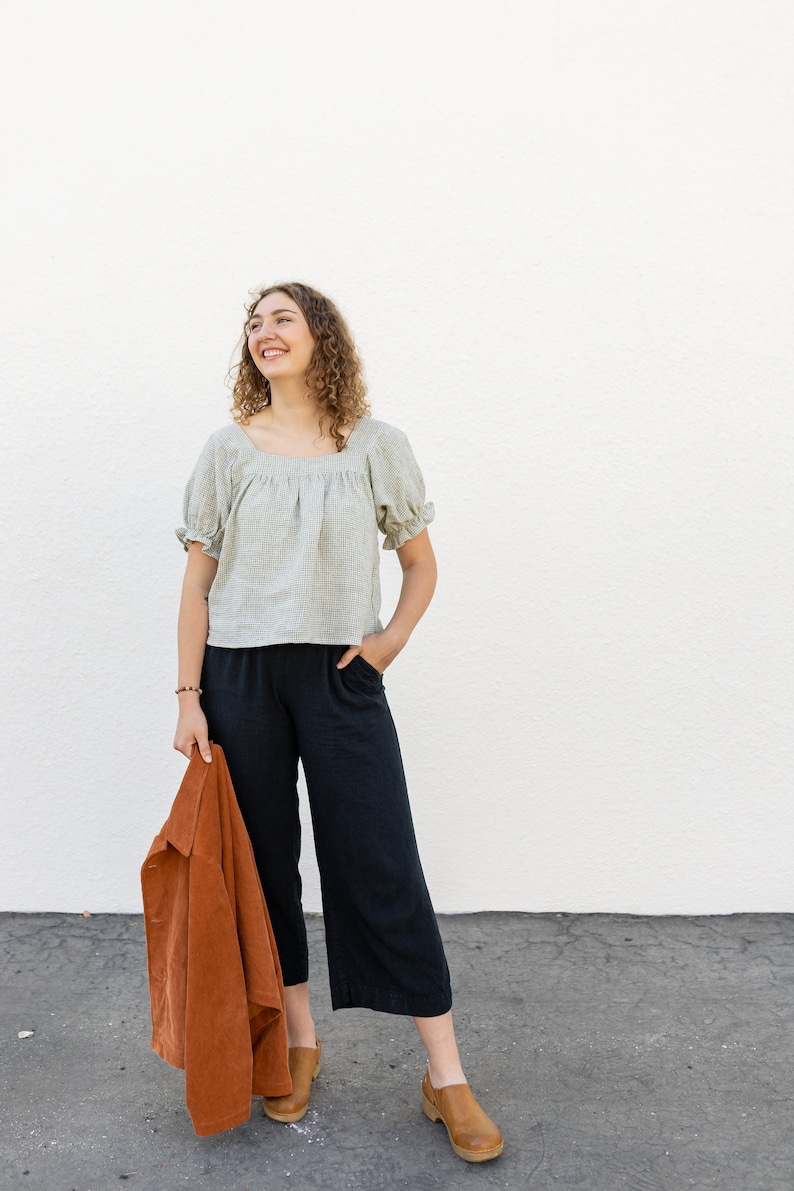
175, 432, 234, 559
368, 426, 435, 551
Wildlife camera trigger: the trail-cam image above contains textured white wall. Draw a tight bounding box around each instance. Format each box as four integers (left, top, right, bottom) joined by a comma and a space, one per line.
1, 1, 792, 914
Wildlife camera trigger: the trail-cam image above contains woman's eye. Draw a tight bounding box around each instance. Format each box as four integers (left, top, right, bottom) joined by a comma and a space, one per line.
276, 316, 291, 324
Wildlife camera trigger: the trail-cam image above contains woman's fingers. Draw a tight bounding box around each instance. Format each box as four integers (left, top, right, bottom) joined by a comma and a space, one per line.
173, 737, 212, 763
174, 713, 213, 762
338, 634, 400, 673
337, 633, 399, 673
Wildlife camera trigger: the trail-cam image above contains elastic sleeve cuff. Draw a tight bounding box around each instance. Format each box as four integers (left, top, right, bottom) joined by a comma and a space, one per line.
175, 527, 222, 559
381, 504, 435, 551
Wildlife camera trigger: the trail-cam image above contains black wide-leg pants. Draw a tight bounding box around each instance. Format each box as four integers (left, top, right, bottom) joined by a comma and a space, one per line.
200, 644, 452, 1017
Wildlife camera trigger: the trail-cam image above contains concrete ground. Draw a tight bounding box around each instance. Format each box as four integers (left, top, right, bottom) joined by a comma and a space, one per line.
1, 912, 793, 1191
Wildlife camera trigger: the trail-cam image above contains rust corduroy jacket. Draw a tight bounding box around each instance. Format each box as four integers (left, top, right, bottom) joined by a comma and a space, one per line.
141, 745, 291, 1136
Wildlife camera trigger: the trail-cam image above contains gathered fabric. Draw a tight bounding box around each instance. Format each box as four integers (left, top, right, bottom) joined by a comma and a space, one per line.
141, 745, 291, 1137
176, 418, 434, 648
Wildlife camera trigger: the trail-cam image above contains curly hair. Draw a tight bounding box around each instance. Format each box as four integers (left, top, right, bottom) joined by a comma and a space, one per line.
229, 281, 370, 451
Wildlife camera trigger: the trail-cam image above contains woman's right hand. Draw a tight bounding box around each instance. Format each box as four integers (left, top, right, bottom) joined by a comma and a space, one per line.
174, 703, 212, 763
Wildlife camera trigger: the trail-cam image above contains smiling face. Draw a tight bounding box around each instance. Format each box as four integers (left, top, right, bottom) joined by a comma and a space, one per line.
247, 291, 316, 384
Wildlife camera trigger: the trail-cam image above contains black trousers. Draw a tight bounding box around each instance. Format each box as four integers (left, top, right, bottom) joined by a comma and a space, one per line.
200, 644, 452, 1017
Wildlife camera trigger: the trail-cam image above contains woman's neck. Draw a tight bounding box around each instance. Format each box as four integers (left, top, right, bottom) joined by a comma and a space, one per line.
244, 389, 342, 455
265, 383, 324, 434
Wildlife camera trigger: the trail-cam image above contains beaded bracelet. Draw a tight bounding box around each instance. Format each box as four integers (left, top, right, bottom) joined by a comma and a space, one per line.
175, 686, 203, 695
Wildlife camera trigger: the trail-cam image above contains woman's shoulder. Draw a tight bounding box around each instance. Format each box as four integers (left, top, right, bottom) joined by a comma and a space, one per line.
351, 417, 411, 451
191, 422, 246, 459
206, 422, 245, 447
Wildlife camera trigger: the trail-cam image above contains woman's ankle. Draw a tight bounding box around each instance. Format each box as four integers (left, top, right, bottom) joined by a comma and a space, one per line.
413, 1010, 466, 1089
286, 1017, 317, 1048
427, 1061, 467, 1089
288, 1031, 318, 1049
283, 981, 316, 1048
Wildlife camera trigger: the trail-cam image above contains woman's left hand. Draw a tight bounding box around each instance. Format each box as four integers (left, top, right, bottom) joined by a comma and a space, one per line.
337, 531, 435, 675
337, 630, 403, 674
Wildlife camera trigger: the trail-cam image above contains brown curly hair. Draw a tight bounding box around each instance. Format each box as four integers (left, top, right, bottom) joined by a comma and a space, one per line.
229, 281, 370, 451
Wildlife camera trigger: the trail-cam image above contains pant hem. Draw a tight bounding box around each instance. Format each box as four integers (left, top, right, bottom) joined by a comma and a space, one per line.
330, 981, 452, 1017
282, 971, 310, 987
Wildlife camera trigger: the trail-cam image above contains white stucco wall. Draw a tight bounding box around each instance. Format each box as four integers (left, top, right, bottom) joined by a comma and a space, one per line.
1, 1, 791, 914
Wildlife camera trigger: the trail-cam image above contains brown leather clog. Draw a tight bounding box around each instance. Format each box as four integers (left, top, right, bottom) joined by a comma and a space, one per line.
263, 1039, 322, 1123
421, 1069, 504, 1162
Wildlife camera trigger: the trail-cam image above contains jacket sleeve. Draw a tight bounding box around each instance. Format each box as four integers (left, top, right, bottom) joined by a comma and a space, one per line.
182, 855, 256, 1136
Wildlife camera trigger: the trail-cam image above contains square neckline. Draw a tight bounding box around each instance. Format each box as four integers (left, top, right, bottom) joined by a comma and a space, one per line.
231, 419, 362, 459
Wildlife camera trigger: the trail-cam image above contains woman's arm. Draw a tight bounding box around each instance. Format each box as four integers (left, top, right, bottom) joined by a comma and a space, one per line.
173, 541, 218, 762
337, 527, 437, 673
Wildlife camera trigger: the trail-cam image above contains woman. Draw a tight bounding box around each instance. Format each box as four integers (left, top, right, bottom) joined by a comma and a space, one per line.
173, 282, 503, 1162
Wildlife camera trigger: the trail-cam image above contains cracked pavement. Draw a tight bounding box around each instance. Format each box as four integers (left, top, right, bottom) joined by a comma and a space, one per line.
2, 912, 793, 1190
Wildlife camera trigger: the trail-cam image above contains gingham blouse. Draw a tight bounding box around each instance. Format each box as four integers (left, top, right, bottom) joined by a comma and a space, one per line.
176, 418, 434, 648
